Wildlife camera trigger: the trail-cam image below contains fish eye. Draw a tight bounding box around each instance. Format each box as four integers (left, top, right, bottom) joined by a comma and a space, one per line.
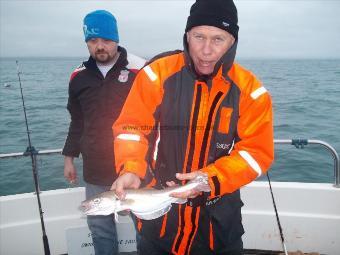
93, 198, 101, 204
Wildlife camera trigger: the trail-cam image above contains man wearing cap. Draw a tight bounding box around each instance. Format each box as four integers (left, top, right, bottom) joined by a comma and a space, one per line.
62, 10, 145, 255
112, 0, 274, 254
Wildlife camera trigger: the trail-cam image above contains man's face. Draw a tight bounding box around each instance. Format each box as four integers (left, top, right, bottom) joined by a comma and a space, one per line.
187, 26, 235, 76
86, 38, 118, 64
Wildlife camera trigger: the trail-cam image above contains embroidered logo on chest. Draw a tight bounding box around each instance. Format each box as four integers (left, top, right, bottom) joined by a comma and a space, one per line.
118, 70, 129, 83
216, 142, 231, 150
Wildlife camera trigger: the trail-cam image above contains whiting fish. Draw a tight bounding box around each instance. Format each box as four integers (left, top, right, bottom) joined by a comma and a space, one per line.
81, 175, 210, 221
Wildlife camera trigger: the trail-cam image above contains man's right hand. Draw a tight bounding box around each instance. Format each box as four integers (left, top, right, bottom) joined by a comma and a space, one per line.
111, 172, 141, 200
64, 156, 77, 184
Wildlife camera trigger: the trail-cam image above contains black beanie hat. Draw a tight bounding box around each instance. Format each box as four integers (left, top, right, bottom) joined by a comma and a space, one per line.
185, 0, 239, 39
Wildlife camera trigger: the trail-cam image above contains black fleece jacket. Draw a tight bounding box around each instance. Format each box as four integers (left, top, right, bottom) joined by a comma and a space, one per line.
62, 47, 138, 185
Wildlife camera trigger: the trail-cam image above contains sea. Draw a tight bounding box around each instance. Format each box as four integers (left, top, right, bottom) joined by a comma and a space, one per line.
0, 57, 339, 196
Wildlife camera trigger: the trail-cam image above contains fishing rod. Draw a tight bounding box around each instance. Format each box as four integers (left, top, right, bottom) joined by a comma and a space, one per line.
16, 60, 51, 255
266, 172, 288, 255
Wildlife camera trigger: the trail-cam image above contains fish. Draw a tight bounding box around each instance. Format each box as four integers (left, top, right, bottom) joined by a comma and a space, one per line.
81, 175, 211, 221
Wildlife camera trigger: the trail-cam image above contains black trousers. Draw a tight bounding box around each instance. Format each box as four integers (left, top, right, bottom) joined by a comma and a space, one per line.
139, 235, 243, 255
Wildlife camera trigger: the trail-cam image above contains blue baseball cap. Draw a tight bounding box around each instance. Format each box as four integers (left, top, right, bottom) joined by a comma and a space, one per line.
83, 10, 119, 42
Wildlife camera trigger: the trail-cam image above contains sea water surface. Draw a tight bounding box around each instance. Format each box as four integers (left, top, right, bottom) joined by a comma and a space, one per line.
0, 57, 339, 196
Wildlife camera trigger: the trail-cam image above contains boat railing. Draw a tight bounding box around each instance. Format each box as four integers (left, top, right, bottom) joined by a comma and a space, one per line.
1, 139, 339, 187
274, 139, 339, 187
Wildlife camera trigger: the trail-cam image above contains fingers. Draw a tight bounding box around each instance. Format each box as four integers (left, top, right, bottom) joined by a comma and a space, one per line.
166, 181, 177, 187
114, 179, 126, 200
64, 162, 77, 184
175, 171, 204, 181
110, 181, 117, 191
65, 171, 77, 184
170, 171, 206, 199
170, 189, 201, 199
70, 171, 77, 181
63, 168, 69, 180
69, 178, 77, 185
111, 173, 141, 200
175, 172, 194, 181
130, 178, 141, 189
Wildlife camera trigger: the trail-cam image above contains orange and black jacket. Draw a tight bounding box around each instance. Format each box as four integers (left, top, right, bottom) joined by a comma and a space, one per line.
113, 41, 274, 254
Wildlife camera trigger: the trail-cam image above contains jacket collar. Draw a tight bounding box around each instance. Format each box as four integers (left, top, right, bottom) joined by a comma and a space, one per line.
84, 46, 128, 75
183, 34, 237, 81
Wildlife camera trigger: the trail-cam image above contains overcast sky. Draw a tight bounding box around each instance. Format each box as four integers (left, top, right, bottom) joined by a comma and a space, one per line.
1, 0, 340, 59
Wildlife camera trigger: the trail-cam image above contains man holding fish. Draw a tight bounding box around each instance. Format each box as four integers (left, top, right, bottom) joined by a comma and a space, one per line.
110, 0, 274, 254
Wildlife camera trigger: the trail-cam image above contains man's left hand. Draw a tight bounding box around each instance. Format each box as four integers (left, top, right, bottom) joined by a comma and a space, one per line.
168, 171, 208, 199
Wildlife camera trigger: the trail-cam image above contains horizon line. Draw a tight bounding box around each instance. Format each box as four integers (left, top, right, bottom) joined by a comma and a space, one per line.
1, 56, 340, 60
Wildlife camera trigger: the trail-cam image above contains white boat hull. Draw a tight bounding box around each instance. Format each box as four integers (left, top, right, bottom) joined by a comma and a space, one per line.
1, 181, 339, 255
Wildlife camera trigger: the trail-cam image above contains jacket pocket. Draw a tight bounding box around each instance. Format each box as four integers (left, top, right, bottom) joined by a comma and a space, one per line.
218, 107, 233, 134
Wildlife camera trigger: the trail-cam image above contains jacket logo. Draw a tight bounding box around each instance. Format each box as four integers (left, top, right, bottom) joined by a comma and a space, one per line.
216, 142, 230, 150
206, 197, 221, 206
118, 70, 129, 83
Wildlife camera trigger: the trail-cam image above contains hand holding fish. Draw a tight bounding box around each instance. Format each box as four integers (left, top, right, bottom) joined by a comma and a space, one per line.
82, 174, 211, 221
110, 172, 141, 200
168, 171, 208, 199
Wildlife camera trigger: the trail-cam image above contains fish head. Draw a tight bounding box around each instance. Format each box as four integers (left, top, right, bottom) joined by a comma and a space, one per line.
80, 191, 118, 216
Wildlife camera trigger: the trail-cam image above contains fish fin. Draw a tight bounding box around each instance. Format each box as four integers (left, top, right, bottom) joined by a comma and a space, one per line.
133, 204, 172, 220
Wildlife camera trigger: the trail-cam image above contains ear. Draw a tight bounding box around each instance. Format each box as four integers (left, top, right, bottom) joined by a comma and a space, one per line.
230, 33, 236, 45
186, 32, 190, 43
